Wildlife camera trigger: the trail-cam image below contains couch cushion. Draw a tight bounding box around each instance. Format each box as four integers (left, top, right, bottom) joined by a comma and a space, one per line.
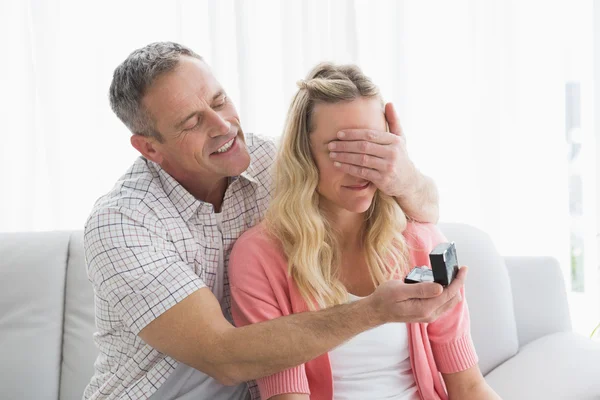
485, 332, 600, 399
0, 231, 70, 400
59, 232, 98, 400
439, 223, 519, 375
504, 256, 572, 347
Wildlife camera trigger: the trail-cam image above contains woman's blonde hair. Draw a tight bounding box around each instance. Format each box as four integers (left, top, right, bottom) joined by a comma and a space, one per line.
266, 62, 409, 310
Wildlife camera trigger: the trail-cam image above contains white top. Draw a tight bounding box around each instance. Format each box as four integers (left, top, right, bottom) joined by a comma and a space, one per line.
329, 294, 419, 400
148, 362, 247, 400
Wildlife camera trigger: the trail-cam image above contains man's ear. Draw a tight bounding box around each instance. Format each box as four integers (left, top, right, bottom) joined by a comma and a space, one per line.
130, 134, 164, 164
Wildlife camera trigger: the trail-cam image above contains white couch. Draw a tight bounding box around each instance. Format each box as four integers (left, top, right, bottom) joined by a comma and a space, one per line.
1, 223, 599, 400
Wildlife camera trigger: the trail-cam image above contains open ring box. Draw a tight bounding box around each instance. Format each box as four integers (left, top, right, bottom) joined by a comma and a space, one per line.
404, 242, 459, 287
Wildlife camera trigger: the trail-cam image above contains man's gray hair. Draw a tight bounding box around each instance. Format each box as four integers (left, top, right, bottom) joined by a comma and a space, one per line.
109, 42, 203, 141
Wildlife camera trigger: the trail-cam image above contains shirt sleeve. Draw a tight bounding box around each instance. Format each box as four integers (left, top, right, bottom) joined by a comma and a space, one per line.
229, 229, 311, 399
84, 207, 206, 335
404, 222, 479, 374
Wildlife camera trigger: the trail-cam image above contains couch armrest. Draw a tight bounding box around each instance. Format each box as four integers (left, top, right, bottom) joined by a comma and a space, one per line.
504, 256, 572, 348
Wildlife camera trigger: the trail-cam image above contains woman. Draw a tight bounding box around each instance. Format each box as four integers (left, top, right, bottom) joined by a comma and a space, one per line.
229, 63, 499, 400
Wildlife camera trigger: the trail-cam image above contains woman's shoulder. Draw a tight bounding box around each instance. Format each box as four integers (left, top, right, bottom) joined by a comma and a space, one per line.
402, 220, 448, 254
234, 221, 281, 252
403, 220, 443, 239
230, 221, 288, 276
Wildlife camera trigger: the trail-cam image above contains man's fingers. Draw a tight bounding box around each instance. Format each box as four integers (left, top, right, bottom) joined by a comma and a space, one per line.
328, 140, 394, 158
333, 162, 382, 182
425, 267, 468, 320
329, 152, 387, 171
334, 129, 397, 145
429, 291, 462, 321
455, 265, 469, 282
402, 282, 443, 300
385, 102, 404, 137
443, 266, 468, 299
408, 266, 468, 322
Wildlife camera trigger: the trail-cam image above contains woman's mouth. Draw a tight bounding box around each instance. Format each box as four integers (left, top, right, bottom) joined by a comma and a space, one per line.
343, 182, 371, 191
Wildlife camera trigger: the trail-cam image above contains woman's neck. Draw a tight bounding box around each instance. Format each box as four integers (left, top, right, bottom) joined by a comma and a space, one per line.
320, 203, 375, 296
321, 205, 366, 250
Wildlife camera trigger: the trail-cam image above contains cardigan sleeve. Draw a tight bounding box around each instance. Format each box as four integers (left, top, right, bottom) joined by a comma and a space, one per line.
403, 222, 479, 374
229, 226, 311, 399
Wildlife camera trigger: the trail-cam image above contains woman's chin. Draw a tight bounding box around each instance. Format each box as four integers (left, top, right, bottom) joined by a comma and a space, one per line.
343, 200, 374, 214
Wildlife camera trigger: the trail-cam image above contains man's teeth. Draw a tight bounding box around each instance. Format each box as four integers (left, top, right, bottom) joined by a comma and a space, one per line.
215, 139, 234, 153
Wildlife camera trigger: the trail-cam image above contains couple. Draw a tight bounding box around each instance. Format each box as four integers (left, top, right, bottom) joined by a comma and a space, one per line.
84, 42, 499, 400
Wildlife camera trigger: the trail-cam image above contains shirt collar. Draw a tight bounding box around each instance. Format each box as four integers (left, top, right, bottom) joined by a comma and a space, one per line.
151, 160, 203, 221
238, 165, 258, 185
149, 158, 258, 221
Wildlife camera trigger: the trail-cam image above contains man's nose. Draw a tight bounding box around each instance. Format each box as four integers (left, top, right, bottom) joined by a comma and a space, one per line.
206, 109, 231, 138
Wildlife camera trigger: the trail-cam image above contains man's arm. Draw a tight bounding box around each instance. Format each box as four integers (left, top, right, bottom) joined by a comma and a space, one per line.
395, 169, 439, 224
327, 102, 439, 223
86, 208, 459, 387
139, 287, 373, 385
138, 269, 468, 386
443, 366, 502, 400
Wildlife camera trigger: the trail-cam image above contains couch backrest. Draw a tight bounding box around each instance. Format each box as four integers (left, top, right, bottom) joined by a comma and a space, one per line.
0, 224, 521, 399
439, 223, 519, 375
59, 232, 97, 400
0, 232, 71, 400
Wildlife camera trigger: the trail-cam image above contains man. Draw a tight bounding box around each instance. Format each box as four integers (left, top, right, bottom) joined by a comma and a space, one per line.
84, 42, 463, 400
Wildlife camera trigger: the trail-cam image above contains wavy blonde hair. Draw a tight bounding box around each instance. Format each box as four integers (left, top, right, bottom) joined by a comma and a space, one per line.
266, 62, 410, 310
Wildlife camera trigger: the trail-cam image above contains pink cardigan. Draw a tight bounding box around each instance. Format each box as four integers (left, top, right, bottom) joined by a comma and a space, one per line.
229, 221, 479, 400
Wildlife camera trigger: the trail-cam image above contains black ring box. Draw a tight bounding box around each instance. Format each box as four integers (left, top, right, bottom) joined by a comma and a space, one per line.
404, 242, 459, 287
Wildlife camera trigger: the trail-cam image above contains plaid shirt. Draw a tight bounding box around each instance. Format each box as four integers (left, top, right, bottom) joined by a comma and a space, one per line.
83, 133, 273, 400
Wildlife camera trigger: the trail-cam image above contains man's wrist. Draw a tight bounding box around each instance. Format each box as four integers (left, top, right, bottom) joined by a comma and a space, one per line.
396, 168, 423, 199
391, 163, 419, 199
354, 293, 387, 328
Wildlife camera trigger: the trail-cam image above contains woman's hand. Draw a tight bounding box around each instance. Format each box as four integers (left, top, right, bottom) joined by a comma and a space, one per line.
443, 365, 503, 400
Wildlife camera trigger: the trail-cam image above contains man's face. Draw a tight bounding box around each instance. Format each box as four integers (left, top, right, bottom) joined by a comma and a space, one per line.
309, 97, 382, 215
141, 56, 251, 181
